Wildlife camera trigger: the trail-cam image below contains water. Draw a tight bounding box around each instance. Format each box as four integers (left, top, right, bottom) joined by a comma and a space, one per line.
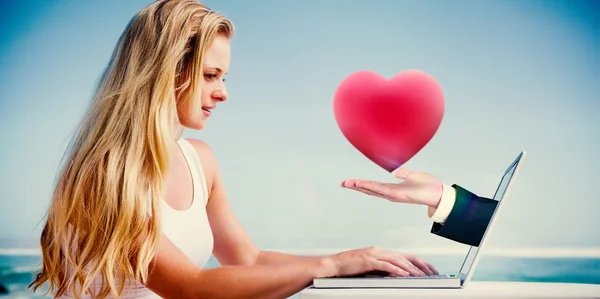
1, 254, 599, 298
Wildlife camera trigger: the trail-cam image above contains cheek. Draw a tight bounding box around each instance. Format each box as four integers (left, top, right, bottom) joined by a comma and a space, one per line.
176, 97, 203, 128
200, 86, 214, 104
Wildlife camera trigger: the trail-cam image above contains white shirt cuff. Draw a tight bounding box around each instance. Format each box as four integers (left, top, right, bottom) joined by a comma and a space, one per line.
427, 184, 456, 224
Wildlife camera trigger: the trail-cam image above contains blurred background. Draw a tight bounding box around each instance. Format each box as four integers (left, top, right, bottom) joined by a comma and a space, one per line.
0, 0, 598, 297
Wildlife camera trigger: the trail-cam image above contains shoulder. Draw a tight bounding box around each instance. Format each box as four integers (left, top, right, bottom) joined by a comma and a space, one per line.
184, 138, 220, 193
185, 138, 214, 159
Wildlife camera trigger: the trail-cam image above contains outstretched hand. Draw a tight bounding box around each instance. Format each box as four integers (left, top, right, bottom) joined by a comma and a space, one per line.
340, 168, 444, 209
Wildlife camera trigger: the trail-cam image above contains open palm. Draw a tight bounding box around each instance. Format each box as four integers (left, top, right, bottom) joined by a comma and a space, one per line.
340, 168, 443, 208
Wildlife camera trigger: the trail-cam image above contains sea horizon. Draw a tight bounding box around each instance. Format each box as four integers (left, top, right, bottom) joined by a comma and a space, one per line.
2, 246, 600, 258
2, 249, 599, 298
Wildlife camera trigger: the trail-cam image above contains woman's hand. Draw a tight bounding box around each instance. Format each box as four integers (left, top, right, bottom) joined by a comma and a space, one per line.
327, 246, 438, 277
340, 167, 444, 208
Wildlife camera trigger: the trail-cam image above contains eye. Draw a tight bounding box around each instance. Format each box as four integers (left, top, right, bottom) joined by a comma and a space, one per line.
204, 74, 217, 81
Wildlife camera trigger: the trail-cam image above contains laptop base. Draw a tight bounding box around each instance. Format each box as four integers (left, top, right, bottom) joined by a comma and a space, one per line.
313, 274, 462, 289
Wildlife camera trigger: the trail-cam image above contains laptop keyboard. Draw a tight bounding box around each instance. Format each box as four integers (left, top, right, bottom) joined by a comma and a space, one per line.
343, 271, 456, 279
384, 274, 456, 279
361, 273, 455, 279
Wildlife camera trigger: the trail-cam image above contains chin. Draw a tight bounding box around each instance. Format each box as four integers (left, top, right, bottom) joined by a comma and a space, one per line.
180, 118, 206, 130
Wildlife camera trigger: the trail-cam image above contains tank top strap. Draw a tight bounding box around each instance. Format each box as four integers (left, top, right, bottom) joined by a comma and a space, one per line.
176, 138, 210, 206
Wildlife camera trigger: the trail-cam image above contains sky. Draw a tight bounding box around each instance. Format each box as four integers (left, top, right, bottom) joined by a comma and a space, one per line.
0, 0, 598, 255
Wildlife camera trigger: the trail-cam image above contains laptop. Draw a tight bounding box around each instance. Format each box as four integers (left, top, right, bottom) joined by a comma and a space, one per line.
312, 151, 527, 289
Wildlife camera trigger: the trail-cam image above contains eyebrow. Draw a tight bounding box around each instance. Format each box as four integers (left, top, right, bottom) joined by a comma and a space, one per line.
204, 66, 226, 75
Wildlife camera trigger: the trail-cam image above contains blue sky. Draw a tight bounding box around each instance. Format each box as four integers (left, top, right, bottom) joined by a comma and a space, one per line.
0, 0, 598, 254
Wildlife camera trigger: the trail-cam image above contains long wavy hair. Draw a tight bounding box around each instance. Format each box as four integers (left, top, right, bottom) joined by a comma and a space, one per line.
29, 1, 233, 298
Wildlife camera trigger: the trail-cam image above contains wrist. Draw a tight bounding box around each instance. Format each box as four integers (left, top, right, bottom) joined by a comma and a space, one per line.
427, 184, 456, 223
428, 182, 444, 209
315, 255, 337, 278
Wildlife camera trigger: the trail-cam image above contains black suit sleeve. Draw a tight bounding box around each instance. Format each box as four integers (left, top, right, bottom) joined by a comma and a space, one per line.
430, 184, 497, 246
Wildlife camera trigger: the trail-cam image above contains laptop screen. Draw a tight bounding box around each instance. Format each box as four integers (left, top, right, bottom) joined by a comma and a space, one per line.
458, 154, 521, 277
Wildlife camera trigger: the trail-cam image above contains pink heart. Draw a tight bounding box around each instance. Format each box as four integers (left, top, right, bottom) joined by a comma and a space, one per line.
333, 70, 445, 172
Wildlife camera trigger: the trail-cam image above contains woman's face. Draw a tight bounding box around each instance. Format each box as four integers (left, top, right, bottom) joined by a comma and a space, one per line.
178, 34, 230, 130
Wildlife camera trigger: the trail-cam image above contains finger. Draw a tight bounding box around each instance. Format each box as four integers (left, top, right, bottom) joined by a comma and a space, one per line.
402, 255, 428, 275
355, 180, 403, 199
342, 180, 408, 203
405, 256, 434, 275
354, 187, 389, 199
426, 262, 439, 275
380, 253, 425, 276
391, 167, 413, 179
371, 260, 409, 277
353, 186, 397, 202
392, 258, 425, 276
340, 179, 362, 188
340, 179, 361, 187
341, 180, 392, 200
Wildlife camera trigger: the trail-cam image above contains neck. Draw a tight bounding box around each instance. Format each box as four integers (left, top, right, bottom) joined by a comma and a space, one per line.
173, 123, 184, 141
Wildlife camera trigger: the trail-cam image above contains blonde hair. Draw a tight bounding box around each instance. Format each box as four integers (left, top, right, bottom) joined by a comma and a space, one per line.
29, 0, 233, 298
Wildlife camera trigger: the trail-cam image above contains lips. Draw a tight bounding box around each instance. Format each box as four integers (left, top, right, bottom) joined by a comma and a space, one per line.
202, 107, 212, 117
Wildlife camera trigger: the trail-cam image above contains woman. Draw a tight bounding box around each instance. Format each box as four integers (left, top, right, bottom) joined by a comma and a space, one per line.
29, 1, 442, 298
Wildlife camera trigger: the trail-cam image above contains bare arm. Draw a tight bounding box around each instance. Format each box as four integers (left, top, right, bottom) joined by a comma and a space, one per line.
188, 138, 320, 267
256, 251, 324, 265
187, 138, 434, 277
145, 233, 335, 299
143, 139, 338, 298
143, 139, 435, 298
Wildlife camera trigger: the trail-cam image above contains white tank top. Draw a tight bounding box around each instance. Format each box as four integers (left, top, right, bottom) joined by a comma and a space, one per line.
60, 138, 214, 298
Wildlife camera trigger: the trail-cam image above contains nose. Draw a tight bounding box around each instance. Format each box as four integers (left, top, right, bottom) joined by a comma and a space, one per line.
212, 82, 228, 102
